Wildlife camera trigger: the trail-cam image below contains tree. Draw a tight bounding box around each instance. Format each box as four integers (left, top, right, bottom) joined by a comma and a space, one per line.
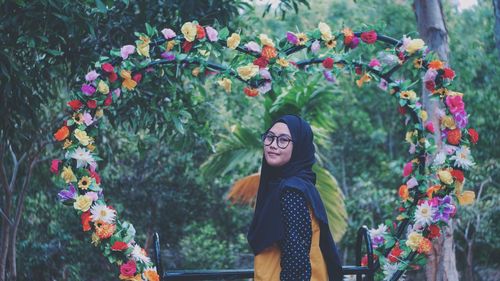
493, 0, 500, 59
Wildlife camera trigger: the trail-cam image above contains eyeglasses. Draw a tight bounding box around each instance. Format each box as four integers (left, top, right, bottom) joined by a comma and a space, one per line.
261, 133, 293, 149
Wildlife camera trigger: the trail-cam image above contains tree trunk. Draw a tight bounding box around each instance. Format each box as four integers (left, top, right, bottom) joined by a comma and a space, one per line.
413, 1, 460, 280
493, 0, 500, 60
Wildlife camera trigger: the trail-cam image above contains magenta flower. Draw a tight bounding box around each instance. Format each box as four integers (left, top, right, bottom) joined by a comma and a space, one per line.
120, 45, 136, 59
85, 70, 99, 82
51, 159, 61, 174
244, 41, 261, 53
368, 58, 381, 69
350, 37, 360, 49
286, 32, 298, 45
445, 95, 465, 115
205, 26, 218, 42
81, 84, 96, 96
403, 161, 413, 177
323, 70, 336, 83
161, 51, 176, 61
425, 121, 435, 133
161, 28, 176, 39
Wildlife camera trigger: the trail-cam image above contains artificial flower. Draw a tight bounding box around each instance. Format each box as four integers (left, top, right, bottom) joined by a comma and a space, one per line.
323, 70, 336, 83
181, 22, 197, 42
403, 161, 413, 177
217, 78, 232, 93
400, 90, 417, 100
78, 176, 92, 190
450, 146, 474, 170
95, 220, 116, 239
441, 115, 456, 129
120, 70, 137, 90
85, 70, 99, 82
419, 110, 428, 122
166, 40, 176, 51
205, 26, 218, 42
453, 111, 468, 129
50, 159, 61, 174
131, 244, 151, 263
445, 95, 465, 115
296, 32, 308, 45
318, 22, 332, 40
369, 224, 387, 248
74, 129, 92, 146
120, 45, 135, 59
443, 68, 455, 80
399, 185, 409, 201
261, 45, 277, 60
426, 185, 441, 199
196, 25, 205, 39
468, 128, 479, 144
405, 38, 425, 54
73, 195, 93, 212
58, 184, 77, 202
322, 57, 334, 69
81, 210, 92, 231
227, 33, 240, 49
136, 36, 150, 57
356, 73, 371, 87
81, 84, 96, 96
276, 58, 289, 67
413, 58, 423, 68
360, 30, 377, 44
388, 243, 403, 263
102, 63, 114, 73
68, 100, 83, 111
406, 177, 418, 189
286, 32, 298, 45
119, 260, 137, 278
259, 34, 274, 47
447, 128, 462, 145
325, 38, 337, 49
456, 190, 475, 205
311, 40, 320, 53
438, 169, 454, 185
244, 41, 261, 53
61, 166, 77, 183
258, 82, 272, 94
425, 121, 435, 133
427, 225, 441, 239
98, 80, 110, 94
143, 268, 160, 281
91, 232, 100, 246
368, 58, 381, 69
90, 204, 116, 224
244, 87, 259, 97
428, 60, 444, 70
54, 125, 70, 141
406, 231, 423, 251
161, 28, 176, 40
237, 64, 259, 81
417, 237, 432, 254
111, 241, 128, 251
87, 100, 97, 109
342, 27, 354, 45
67, 147, 96, 169
161, 51, 176, 61
415, 201, 435, 226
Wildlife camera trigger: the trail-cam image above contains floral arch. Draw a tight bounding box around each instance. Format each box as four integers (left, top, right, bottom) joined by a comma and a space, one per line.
51, 20, 478, 281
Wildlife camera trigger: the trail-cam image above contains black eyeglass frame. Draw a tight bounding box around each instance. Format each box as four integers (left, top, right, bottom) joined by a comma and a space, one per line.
261, 133, 294, 149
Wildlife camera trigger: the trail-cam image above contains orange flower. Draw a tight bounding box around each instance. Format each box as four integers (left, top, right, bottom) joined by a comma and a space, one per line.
120, 70, 137, 90
81, 211, 92, 232
54, 126, 70, 141
244, 87, 259, 97
426, 185, 441, 199
399, 185, 409, 201
428, 60, 444, 70
95, 221, 116, 239
447, 128, 462, 145
261, 45, 277, 60
417, 237, 432, 254
144, 269, 160, 281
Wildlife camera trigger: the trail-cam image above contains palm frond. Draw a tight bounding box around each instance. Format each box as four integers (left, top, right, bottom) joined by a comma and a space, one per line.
226, 173, 260, 206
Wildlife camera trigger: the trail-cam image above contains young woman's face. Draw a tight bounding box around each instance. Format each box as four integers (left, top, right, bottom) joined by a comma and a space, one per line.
263, 122, 293, 167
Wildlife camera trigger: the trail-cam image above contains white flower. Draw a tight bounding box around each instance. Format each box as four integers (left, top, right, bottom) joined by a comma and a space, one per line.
383, 262, 400, 281
450, 146, 475, 170
433, 151, 446, 166
90, 204, 116, 224
414, 201, 435, 226
369, 223, 388, 237
67, 147, 96, 169
131, 244, 151, 264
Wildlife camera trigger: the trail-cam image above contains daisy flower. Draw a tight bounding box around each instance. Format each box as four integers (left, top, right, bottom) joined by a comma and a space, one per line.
67, 147, 97, 169
131, 244, 151, 264
414, 201, 436, 226
369, 223, 388, 247
90, 204, 116, 224
450, 146, 474, 170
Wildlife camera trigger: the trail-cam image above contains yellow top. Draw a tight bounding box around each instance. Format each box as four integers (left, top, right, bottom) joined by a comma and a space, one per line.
253, 209, 328, 281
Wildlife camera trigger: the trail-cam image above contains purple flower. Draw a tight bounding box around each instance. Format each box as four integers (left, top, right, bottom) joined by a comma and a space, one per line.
161, 51, 176, 61
311, 40, 320, 53
350, 37, 360, 49
244, 41, 261, 53
85, 70, 99, 82
58, 184, 77, 202
423, 69, 438, 82
378, 79, 388, 91
161, 28, 176, 40
258, 82, 272, 94
205, 26, 218, 42
323, 70, 336, 83
113, 88, 121, 98
81, 84, 96, 96
83, 111, 94, 126
259, 69, 272, 80
286, 32, 298, 45
372, 236, 385, 247
406, 177, 418, 189
120, 45, 136, 59
453, 111, 468, 129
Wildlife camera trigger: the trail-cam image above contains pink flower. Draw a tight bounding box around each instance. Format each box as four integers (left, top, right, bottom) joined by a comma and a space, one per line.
403, 161, 413, 177
83, 112, 94, 126
259, 69, 272, 80
244, 41, 261, 53
406, 177, 418, 189
161, 28, 176, 39
120, 260, 137, 277
86, 191, 98, 201
445, 95, 465, 115
81, 84, 96, 96
378, 79, 388, 91
423, 69, 437, 82
258, 82, 272, 94
113, 88, 121, 98
120, 45, 135, 59
368, 58, 381, 69
286, 32, 298, 45
311, 40, 320, 53
50, 159, 61, 174
425, 121, 435, 133
205, 26, 218, 42
85, 70, 99, 82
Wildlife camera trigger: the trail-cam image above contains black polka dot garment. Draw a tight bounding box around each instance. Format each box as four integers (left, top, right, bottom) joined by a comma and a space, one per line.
279, 188, 312, 281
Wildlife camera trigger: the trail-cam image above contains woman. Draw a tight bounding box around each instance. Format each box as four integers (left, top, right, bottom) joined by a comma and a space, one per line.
248, 115, 343, 281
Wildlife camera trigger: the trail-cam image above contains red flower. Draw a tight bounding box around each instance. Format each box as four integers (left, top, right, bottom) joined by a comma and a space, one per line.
427, 225, 441, 239
450, 169, 464, 182
87, 100, 97, 109
196, 25, 205, 39
89, 170, 101, 185
388, 243, 403, 263
447, 128, 462, 145
468, 128, 479, 144
443, 68, 455, 80
68, 100, 83, 111
425, 80, 436, 92
322, 57, 334, 69
108, 72, 118, 83
111, 241, 128, 251
261, 45, 277, 60
253, 57, 269, 69
397, 51, 406, 62
244, 87, 259, 97
361, 253, 378, 266
104, 94, 113, 106
398, 106, 407, 115
360, 30, 377, 44
425, 121, 435, 133
344, 34, 354, 46
355, 66, 363, 75
102, 63, 114, 73
182, 41, 193, 53
50, 159, 61, 174
54, 126, 70, 141
81, 211, 92, 232
132, 73, 142, 83
120, 260, 137, 277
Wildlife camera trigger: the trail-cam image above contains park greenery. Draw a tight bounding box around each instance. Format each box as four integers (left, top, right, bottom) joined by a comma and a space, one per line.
1, 0, 499, 280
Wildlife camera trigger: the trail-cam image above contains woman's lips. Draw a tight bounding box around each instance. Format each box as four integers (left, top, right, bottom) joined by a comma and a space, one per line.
267, 152, 280, 157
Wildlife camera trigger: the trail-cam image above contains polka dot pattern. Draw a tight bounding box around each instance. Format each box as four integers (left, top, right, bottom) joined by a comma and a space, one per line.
279, 189, 312, 280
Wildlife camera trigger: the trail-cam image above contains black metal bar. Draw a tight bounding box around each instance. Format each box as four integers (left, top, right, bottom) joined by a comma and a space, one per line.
154, 232, 165, 281
164, 269, 254, 280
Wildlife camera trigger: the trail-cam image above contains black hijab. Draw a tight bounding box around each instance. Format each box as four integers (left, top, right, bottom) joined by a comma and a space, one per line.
247, 114, 343, 280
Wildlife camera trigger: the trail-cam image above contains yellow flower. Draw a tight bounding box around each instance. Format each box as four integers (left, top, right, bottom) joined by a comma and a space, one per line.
192, 67, 200, 77
237, 64, 259, 81
63, 139, 73, 150
405, 130, 417, 144
457, 190, 475, 205
318, 22, 332, 40
441, 115, 456, 129
217, 78, 232, 93
276, 58, 289, 67
95, 108, 104, 118
74, 129, 92, 146
73, 113, 84, 125
91, 232, 100, 246
61, 166, 77, 183
227, 33, 241, 49
447, 90, 463, 97
438, 169, 454, 185
74, 195, 93, 212
87, 143, 96, 152
406, 39, 425, 54
413, 58, 423, 68
144, 269, 160, 281
166, 40, 176, 51
296, 33, 308, 45
400, 90, 417, 100
199, 49, 210, 57
136, 36, 150, 57
119, 274, 143, 281
406, 232, 423, 251
78, 176, 92, 190
356, 73, 371, 88
325, 38, 337, 49
259, 34, 274, 47
120, 70, 137, 90
181, 22, 197, 42
419, 110, 428, 122
97, 80, 109, 94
